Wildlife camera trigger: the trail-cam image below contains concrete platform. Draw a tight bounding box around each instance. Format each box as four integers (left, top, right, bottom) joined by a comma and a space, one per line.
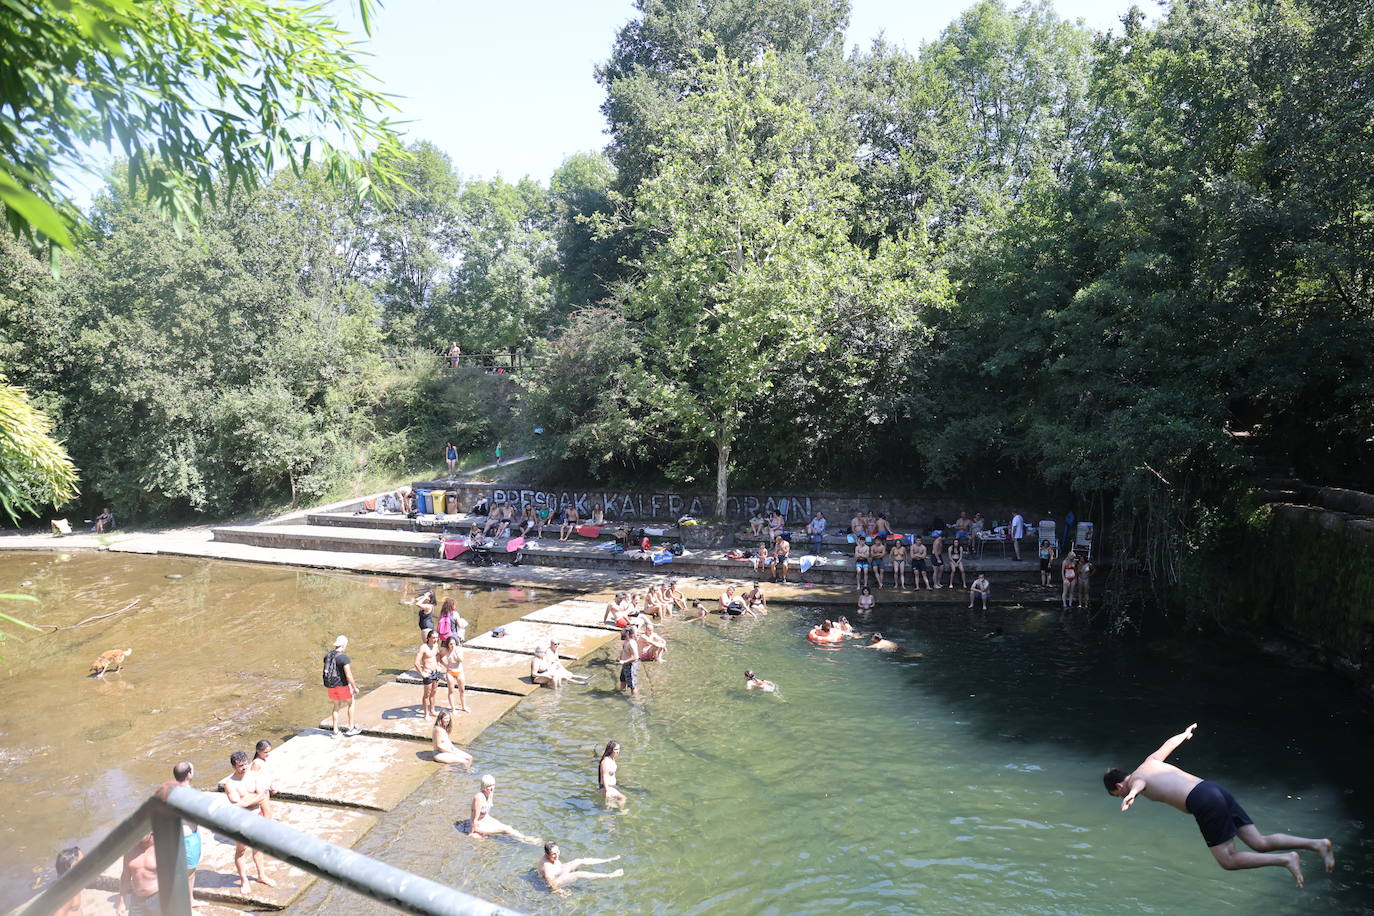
465, 619, 619, 660
193, 799, 378, 909
520, 597, 619, 630
394, 646, 542, 695
319, 681, 521, 743
213, 523, 439, 558
217, 730, 436, 812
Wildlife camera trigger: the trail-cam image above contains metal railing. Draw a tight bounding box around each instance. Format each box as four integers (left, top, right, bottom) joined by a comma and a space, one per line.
19, 784, 522, 916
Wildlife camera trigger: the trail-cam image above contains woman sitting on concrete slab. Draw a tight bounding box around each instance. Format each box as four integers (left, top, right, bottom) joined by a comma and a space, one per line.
432, 711, 473, 766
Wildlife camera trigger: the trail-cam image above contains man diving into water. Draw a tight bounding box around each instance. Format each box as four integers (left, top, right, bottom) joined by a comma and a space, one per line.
1103, 723, 1334, 887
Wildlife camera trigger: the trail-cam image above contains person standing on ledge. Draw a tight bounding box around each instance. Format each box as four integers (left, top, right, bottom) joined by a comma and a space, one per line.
1010, 511, 1025, 561
495, 440, 503, 466
323, 635, 360, 737
444, 441, 458, 477
1104, 723, 1334, 887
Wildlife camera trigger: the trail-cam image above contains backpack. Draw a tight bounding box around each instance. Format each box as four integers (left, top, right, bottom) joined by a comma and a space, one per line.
322, 650, 344, 688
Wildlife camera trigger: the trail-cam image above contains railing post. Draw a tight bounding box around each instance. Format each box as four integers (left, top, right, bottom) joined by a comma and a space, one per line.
149, 803, 192, 916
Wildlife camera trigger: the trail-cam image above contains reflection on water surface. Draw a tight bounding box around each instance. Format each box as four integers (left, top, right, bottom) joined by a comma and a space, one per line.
0, 550, 558, 910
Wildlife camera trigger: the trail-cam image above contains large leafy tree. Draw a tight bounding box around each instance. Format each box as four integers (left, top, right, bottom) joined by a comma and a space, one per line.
0, 0, 404, 249
617, 50, 942, 511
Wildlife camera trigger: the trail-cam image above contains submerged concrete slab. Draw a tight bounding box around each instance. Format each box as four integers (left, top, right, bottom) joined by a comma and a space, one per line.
217, 730, 434, 811
465, 619, 618, 660
193, 799, 378, 909
521, 597, 619, 630
319, 681, 520, 743
395, 646, 540, 695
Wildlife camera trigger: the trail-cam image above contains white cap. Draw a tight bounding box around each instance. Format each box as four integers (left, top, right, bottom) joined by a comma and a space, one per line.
480, 774, 495, 787
333, 635, 348, 648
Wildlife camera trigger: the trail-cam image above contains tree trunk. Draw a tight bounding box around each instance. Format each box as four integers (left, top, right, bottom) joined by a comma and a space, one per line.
715, 438, 730, 520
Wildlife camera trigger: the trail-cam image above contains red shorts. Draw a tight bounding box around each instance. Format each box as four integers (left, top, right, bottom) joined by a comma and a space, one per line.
326, 684, 353, 702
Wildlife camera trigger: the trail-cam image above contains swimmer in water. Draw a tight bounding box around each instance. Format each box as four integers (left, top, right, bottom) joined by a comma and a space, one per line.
597, 740, 626, 806
467, 774, 540, 844
687, 600, 708, 622
859, 632, 899, 651
539, 842, 623, 891
836, 616, 857, 637
744, 670, 777, 692
1103, 723, 1334, 887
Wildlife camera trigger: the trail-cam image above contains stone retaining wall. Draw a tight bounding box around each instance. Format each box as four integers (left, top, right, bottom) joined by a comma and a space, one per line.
412, 480, 1038, 527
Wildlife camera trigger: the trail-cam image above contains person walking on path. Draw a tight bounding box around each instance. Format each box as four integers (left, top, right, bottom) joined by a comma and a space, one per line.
495, 440, 503, 466
323, 635, 360, 737
444, 441, 458, 477
539, 842, 623, 890
1104, 723, 1334, 886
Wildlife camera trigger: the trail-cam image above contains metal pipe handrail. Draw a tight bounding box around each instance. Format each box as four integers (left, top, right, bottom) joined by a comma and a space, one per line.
18, 784, 522, 916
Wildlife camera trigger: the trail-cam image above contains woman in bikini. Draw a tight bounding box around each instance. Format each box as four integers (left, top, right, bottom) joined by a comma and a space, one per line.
1039, 539, 1056, 586
948, 539, 968, 589
598, 740, 626, 806
1061, 552, 1079, 608
889, 539, 909, 589
433, 710, 473, 765
857, 586, 876, 611
440, 636, 468, 713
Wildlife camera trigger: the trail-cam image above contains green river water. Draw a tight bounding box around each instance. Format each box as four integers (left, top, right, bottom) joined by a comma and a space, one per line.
298, 602, 1371, 915
1, 551, 1369, 914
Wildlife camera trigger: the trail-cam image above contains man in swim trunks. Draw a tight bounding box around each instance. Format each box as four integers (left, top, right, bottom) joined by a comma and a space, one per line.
1104, 723, 1334, 886
969, 573, 990, 610
618, 627, 641, 699
415, 629, 444, 719
539, 842, 623, 890
116, 832, 160, 916
172, 761, 200, 898
223, 750, 276, 890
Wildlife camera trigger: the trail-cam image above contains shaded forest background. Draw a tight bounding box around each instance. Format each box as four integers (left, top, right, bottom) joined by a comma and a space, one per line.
3, 0, 1372, 616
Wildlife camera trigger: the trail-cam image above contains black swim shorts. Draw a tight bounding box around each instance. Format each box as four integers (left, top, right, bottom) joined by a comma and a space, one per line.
1185, 779, 1253, 847
619, 660, 639, 689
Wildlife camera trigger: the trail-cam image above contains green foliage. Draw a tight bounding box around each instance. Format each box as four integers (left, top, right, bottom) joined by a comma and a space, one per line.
0, 377, 78, 523
604, 49, 944, 508
0, 0, 406, 249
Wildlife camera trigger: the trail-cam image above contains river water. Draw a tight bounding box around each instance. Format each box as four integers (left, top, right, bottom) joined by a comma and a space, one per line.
298, 603, 1372, 915
0, 550, 560, 911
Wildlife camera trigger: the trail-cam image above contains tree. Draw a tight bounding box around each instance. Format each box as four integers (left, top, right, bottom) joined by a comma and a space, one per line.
437, 177, 555, 354
549, 152, 619, 310
0, 0, 405, 249
617, 50, 941, 512
0, 376, 78, 523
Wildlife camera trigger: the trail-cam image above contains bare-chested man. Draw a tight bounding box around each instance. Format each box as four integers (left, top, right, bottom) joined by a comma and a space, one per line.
223, 750, 275, 889
1104, 723, 1334, 887
603, 592, 631, 626
116, 833, 158, 916
744, 670, 777, 692
414, 629, 443, 720
539, 842, 623, 890
859, 632, 899, 651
